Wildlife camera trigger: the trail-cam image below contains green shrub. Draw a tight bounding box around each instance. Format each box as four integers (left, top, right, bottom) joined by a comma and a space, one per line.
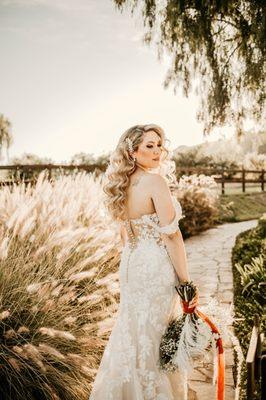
235, 255, 266, 304
175, 174, 220, 238
232, 227, 265, 268
231, 214, 266, 399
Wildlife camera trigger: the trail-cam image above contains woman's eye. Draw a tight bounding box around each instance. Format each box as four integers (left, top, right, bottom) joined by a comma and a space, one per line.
147, 144, 162, 148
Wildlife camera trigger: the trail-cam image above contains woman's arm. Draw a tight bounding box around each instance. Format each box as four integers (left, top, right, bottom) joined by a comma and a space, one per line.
160, 229, 190, 284
149, 174, 190, 284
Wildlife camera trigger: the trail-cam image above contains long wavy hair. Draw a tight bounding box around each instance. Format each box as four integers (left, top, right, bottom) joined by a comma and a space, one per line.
103, 124, 178, 222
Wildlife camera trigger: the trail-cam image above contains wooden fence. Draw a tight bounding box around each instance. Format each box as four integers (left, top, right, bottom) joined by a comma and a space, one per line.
246, 314, 265, 399
175, 166, 265, 194
0, 164, 265, 194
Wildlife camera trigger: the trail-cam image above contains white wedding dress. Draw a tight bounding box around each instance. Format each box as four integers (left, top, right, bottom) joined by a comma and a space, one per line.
89, 195, 188, 400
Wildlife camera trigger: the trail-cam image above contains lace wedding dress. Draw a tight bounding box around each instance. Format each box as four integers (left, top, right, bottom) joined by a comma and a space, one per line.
89, 195, 188, 400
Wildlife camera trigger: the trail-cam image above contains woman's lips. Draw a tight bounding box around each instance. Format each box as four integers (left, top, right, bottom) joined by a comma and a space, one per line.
153, 158, 160, 161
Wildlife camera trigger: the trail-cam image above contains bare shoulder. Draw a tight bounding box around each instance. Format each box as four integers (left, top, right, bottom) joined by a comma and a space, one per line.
145, 174, 178, 231
145, 173, 169, 194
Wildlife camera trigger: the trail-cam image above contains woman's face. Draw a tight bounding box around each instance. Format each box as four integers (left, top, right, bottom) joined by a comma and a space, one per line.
133, 130, 163, 168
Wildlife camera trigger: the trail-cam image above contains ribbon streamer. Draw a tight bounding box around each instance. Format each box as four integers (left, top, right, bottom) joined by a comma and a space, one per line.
182, 301, 225, 400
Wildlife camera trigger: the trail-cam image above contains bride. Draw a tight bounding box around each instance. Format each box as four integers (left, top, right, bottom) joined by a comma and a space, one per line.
89, 124, 198, 400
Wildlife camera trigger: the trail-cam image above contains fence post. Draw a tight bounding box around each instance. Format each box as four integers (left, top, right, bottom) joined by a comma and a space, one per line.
254, 314, 261, 380
221, 169, 225, 195
261, 354, 266, 400
246, 314, 261, 399
261, 169, 264, 191
15, 165, 20, 181
47, 165, 52, 181
242, 167, 246, 193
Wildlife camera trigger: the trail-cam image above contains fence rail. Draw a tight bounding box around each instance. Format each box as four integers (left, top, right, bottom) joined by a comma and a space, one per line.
174, 166, 265, 194
0, 164, 265, 194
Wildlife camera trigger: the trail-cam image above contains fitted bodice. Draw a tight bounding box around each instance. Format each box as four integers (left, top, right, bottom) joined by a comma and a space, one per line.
122, 196, 184, 250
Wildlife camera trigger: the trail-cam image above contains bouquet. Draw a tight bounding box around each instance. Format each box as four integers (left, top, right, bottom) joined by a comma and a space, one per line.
159, 281, 225, 400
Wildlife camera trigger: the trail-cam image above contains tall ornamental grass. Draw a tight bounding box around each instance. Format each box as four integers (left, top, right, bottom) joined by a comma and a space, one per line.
0, 170, 121, 400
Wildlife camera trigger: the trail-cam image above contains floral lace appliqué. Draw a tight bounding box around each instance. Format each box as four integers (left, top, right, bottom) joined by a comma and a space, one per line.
89, 197, 187, 399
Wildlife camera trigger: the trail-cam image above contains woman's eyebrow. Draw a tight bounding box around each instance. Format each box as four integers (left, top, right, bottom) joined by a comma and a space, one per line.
147, 140, 161, 144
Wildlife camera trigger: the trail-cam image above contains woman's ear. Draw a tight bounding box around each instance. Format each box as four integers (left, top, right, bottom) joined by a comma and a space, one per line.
132, 150, 137, 160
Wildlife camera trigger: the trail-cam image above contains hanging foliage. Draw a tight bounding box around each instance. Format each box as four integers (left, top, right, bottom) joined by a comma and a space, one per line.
113, 0, 265, 137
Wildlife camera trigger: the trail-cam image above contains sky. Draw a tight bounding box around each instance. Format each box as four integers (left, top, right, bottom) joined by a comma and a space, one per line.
0, 0, 241, 163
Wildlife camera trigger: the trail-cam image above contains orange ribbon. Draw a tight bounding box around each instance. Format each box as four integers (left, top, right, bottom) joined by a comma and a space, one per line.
182, 300, 225, 400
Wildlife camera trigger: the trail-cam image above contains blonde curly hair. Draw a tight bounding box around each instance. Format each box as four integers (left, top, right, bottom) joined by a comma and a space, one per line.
103, 124, 178, 222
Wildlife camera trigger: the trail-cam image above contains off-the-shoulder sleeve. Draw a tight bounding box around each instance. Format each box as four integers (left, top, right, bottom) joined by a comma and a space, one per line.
156, 197, 185, 235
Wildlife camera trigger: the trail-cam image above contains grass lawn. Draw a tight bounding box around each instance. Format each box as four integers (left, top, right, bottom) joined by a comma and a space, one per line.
218, 191, 266, 222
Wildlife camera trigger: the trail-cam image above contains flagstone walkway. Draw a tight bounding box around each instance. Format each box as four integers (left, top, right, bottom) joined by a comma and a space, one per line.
186, 219, 258, 400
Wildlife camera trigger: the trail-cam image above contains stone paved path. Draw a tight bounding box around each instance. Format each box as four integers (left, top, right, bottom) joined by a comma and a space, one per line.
186, 219, 258, 400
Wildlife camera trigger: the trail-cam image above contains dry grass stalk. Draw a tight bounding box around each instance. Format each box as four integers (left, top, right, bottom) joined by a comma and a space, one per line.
0, 170, 121, 399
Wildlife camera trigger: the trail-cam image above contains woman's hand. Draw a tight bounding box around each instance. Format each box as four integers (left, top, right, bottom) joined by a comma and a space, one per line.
188, 287, 199, 309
